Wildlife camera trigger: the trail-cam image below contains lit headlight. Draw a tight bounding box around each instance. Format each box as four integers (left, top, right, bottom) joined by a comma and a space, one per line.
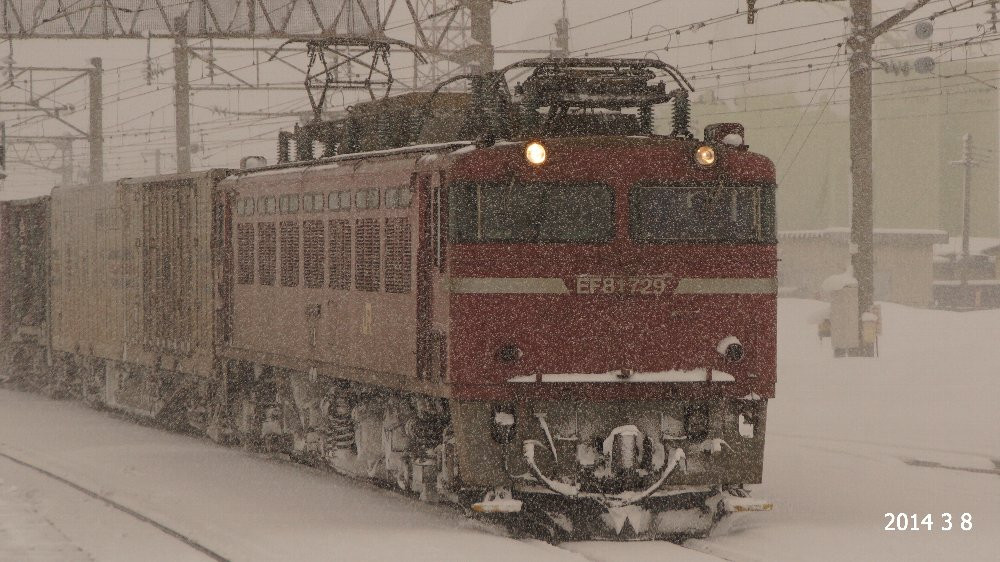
525, 142, 547, 165
695, 145, 716, 166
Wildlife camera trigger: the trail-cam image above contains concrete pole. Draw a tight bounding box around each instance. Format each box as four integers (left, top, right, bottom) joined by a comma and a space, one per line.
950, 133, 977, 285
844, 0, 931, 355
89, 57, 103, 183
848, 0, 874, 356
60, 139, 73, 185
173, 16, 192, 173
961, 134, 973, 269
555, 0, 570, 57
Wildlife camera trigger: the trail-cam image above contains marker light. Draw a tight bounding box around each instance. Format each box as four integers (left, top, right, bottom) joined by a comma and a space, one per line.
525, 142, 547, 165
695, 145, 716, 166
717, 335, 744, 363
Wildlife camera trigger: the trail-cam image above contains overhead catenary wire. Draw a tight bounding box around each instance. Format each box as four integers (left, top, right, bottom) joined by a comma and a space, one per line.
5, 0, 995, 185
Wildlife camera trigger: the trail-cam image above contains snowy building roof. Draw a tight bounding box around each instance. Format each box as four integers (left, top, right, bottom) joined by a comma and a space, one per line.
779, 227, 948, 244
932, 237, 1000, 258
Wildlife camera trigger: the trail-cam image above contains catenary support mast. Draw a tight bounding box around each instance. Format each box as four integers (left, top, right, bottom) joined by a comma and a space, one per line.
173, 17, 192, 174
88, 58, 103, 183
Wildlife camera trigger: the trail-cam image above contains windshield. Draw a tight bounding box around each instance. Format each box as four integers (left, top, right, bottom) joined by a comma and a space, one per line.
631, 185, 770, 243
450, 182, 614, 243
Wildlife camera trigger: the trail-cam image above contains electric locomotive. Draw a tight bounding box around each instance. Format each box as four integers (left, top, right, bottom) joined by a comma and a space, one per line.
221, 58, 776, 539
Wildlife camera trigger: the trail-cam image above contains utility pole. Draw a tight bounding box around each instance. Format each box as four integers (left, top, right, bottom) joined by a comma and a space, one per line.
143, 148, 164, 175
0, 122, 6, 180
844, 0, 931, 356
173, 16, 192, 173
847, 0, 875, 356
58, 138, 74, 185
555, 0, 570, 57
88, 57, 103, 183
950, 133, 978, 286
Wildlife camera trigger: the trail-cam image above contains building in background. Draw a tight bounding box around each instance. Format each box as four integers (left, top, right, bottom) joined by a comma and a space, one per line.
932, 237, 1000, 309
678, 56, 999, 237
779, 228, 947, 306
667, 54, 1000, 307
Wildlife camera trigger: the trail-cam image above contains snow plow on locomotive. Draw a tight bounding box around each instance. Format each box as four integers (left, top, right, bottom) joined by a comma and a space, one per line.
0, 58, 775, 541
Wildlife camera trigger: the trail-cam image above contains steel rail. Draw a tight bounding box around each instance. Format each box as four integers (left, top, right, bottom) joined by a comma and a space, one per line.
0, 447, 229, 562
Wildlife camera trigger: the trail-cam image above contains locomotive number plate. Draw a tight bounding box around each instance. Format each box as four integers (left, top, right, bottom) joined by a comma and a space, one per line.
575, 275, 672, 296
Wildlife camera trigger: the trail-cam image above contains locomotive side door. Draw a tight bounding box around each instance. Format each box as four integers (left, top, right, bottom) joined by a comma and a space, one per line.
415, 171, 448, 381
212, 186, 234, 346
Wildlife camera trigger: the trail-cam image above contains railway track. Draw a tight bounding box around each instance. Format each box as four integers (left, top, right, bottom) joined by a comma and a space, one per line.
0, 438, 741, 562
553, 539, 738, 562
0, 446, 229, 562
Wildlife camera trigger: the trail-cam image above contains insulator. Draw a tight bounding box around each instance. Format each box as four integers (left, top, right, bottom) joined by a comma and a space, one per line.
671, 89, 692, 138
327, 393, 354, 450
374, 113, 389, 150
344, 117, 361, 154
320, 123, 338, 157
295, 124, 314, 161
639, 105, 653, 135
408, 109, 423, 145
277, 131, 291, 163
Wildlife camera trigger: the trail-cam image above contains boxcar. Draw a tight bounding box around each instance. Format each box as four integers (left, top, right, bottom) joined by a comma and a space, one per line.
0, 197, 51, 385
48, 170, 230, 416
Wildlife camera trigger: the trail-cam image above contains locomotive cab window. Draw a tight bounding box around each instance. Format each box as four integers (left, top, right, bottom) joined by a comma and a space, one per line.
450, 182, 614, 243
258, 196, 277, 215
384, 186, 413, 209
355, 188, 380, 210
303, 193, 324, 212
279, 194, 300, 214
236, 197, 255, 216
329, 190, 352, 211
630, 185, 773, 243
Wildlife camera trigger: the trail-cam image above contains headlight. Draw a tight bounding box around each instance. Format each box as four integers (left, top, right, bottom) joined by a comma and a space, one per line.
695, 145, 716, 166
525, 142, 547, 165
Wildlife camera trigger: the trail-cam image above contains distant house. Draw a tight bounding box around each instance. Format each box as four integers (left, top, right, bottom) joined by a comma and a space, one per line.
779, 228, 948, 307
676, 57, 1000, 239
986, 244, 1000, 280
932, 238, 1000, 309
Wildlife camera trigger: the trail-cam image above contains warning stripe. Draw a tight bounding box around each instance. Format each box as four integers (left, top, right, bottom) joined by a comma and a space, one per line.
449, 277, 776, 295
673, 277, 777, 295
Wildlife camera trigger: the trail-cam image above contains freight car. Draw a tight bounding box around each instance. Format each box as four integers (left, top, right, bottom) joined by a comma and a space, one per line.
0, 196, 50, 387
0, 58, 776, 541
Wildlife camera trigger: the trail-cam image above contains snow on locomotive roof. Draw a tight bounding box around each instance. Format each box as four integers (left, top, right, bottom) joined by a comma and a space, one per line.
223, 141, 473, 181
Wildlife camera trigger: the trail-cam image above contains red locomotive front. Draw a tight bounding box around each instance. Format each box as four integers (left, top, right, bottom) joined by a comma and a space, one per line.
441, 134, 776, 537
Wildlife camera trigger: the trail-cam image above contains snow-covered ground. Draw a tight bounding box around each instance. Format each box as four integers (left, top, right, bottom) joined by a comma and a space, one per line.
0, 298, 997, 561
699, 299, 1000, 561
